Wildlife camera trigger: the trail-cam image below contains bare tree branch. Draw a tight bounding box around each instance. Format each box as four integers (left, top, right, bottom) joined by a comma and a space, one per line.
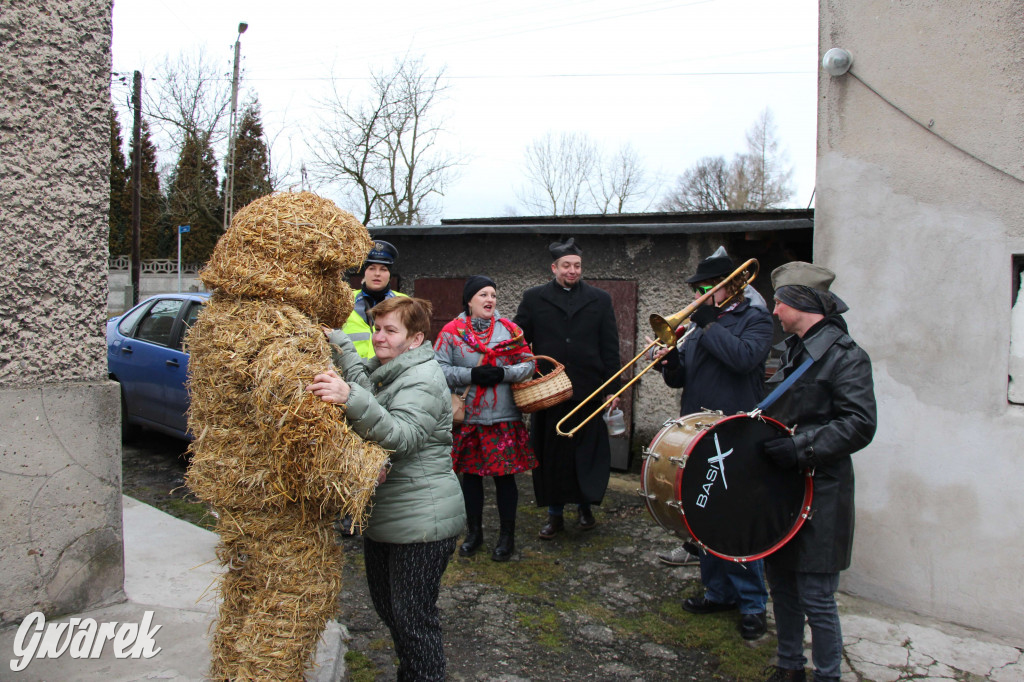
143, 48, 231, 157
590, 143, 658, 214
308, 55, 461, 225
518, 132, 599, 215
659, 108, 794, 211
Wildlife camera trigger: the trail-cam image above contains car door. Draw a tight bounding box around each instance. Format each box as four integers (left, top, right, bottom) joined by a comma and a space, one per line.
163, 298, 204, 435
119, 298, 186, 427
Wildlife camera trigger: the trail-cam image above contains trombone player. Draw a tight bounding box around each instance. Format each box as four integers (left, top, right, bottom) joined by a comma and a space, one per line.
654, 246, 774, 640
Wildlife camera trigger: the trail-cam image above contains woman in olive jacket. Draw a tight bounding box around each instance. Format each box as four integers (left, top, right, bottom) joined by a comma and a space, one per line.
308, 296, 465, 682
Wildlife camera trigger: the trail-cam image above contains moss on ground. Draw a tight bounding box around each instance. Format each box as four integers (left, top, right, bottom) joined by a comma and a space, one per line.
516, 607, 565, 649
444, 551, 566, 596
343, 650, 378, 682
606, 600, 775, 679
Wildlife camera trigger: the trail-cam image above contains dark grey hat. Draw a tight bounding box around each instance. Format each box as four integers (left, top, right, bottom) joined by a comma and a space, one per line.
549, 237, 583, 261
365, 240, 398, 267
772, 261, 849, 315
771, 261, 836, 291
685, 246, 735, 284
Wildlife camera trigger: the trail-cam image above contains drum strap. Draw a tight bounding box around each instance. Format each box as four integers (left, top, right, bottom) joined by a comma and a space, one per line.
755, 357, 814, 411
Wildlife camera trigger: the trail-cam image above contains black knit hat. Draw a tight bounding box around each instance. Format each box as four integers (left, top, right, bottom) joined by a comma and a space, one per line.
685, 246, 735, 284
462, 275, 496, 308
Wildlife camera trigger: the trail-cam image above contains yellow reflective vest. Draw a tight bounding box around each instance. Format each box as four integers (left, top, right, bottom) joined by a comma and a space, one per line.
340, 289, 408, 358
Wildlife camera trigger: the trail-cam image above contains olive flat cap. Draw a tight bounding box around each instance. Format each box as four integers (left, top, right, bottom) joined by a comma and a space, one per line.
770, 261, 837, 292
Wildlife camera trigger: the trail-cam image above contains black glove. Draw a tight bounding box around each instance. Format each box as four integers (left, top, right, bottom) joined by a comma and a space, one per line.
763, 437, 804, 469
471, 365, 505, 387
689, 304, 719, 328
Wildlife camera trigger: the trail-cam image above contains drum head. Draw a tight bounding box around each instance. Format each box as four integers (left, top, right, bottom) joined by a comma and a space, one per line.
678, 415, 809, 560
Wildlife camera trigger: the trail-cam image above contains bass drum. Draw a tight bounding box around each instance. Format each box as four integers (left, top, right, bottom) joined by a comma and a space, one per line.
641, 412, 813, 562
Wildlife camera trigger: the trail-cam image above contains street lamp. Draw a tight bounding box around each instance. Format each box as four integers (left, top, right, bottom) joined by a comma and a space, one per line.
223, 22, 248, 232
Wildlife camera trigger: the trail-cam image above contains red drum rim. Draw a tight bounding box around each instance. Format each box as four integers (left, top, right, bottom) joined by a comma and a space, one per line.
676, 413, 814, 563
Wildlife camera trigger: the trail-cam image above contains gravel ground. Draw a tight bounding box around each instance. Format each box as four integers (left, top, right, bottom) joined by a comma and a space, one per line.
122, 434, 775, 681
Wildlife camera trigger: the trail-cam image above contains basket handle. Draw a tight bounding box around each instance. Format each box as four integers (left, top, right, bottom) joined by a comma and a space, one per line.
521, 355, 565, 376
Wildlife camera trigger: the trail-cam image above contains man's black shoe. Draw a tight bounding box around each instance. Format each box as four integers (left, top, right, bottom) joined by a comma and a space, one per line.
578, 507, 596, 530
538, 514, 564, 540
740, 611, 768, 640
763, 665, 807, 681
682, 596, 737, 615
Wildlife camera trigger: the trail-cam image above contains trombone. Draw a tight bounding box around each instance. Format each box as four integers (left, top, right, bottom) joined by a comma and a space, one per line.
555, 258, 759, 437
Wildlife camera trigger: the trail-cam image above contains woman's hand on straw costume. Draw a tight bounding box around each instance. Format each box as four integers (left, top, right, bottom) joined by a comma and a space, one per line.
306, 368, 351, 405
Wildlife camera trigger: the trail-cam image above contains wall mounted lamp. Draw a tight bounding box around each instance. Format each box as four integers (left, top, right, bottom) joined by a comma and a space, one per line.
822, 48, 853, 76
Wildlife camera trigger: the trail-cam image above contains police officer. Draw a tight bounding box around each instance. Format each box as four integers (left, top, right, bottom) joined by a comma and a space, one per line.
342, 240, 407, 358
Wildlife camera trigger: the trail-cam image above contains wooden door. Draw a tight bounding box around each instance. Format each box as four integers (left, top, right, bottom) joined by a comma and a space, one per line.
589, 279, 638, 470
413, 277, 466, 343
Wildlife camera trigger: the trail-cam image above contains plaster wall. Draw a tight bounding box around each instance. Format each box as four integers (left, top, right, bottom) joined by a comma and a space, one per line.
818, 0, 1024, 640
372, 230, 799, 442
0, 1, 123, 625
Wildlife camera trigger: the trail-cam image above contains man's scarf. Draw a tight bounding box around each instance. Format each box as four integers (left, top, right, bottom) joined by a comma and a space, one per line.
775, 284, 849, 317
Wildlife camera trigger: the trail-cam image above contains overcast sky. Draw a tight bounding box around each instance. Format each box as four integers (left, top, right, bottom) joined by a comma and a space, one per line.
111, 0, 819, 220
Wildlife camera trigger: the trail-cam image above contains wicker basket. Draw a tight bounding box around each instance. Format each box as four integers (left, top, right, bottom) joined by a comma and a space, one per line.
512, 355, 573, 413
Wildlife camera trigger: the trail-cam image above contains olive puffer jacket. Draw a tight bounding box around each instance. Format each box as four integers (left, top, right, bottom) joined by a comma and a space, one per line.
329, 331, 465, 544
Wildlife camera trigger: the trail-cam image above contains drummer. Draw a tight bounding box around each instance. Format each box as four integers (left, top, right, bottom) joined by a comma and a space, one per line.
760, 262, 876, 682
653, 246, 774, 641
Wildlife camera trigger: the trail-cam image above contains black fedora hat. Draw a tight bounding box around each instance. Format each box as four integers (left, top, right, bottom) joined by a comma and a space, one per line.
685, 246, 735, 284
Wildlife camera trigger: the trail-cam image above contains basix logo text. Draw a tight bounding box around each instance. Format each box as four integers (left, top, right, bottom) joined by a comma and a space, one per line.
9, 610, 162, 672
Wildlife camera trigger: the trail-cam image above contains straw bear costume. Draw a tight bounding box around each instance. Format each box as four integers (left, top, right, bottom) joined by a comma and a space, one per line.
184, 192, 389, 681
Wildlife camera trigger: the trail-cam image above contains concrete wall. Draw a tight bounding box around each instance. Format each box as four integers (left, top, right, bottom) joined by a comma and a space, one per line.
371, 229, 806, 444
818, 0, 1024, 641
0, 1, 124, 625
107, 270, 206, 315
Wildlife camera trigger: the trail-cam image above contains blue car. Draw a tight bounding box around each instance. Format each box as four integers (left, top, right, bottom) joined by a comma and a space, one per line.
107, 292, 210, 440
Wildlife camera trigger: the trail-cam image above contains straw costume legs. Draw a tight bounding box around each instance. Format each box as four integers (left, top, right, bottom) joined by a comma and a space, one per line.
210, 509, 341, 681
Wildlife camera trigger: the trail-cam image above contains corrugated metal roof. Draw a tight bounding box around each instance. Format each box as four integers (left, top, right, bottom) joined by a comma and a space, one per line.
369, 209, 813, 236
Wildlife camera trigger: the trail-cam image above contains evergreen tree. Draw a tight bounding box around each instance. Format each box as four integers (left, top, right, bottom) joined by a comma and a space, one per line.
166, 131, 222, 264
108, 108, 131, 257
123, 119, 166, 259
226, 100, 274, 215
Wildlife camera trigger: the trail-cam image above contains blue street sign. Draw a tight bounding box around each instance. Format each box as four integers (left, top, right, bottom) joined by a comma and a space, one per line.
179, 224, 191, 233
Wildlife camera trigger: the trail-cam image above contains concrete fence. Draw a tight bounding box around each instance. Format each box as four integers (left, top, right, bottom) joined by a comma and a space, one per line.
107, 258, 207, 315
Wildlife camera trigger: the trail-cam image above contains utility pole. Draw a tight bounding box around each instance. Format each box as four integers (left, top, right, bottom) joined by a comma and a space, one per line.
130, 70, 142, 306
222, 22, 248, 232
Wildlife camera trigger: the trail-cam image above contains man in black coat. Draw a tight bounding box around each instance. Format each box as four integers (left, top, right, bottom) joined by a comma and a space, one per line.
513, 238, 620, 538
760, 261, 877, 682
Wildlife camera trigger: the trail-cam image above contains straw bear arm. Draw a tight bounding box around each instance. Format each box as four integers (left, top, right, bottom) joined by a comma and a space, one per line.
327, 329, 374, 390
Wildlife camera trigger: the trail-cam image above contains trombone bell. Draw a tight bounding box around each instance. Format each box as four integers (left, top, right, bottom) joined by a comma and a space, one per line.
650, 311, 687, 346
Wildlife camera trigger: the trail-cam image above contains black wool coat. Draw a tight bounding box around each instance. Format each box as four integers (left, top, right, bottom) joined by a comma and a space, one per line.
514, 280, 621, 506
764, 317, 877, 573
661, 299, 773, 416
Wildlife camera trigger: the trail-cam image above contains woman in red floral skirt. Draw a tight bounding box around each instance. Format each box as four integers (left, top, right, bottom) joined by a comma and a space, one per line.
435, 275, 537, 561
